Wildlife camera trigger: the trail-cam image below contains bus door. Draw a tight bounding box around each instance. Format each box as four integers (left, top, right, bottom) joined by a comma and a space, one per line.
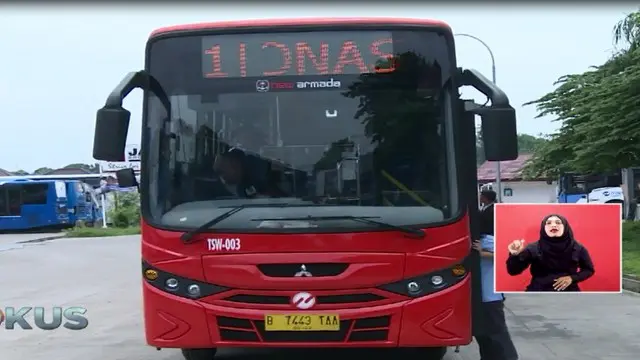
53, 181, 70, 225
90, 187, 102, 224
83, 182, 101, 224
66, 181, 91, 225
558, 174, 585, 203
557, 175, 568, 202
65, 181, 78, 223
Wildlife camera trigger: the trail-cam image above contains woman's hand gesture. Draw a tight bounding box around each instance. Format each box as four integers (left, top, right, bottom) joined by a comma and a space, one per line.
507, 239, 525, 255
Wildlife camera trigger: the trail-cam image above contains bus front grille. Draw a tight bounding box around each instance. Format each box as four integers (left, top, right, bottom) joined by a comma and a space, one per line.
223, 293, 386, 306
216, 315, 390, 343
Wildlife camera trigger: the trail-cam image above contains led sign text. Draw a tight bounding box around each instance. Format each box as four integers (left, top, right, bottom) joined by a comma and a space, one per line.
201, 32, 396, 78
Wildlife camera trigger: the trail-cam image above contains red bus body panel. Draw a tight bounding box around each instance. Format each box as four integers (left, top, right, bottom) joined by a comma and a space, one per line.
142, 17, 470, 349
150, 17, 451, 38
142, 214, 472, 348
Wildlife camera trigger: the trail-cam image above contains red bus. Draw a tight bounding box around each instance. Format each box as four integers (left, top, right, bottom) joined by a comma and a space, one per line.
93, 18, 518, 360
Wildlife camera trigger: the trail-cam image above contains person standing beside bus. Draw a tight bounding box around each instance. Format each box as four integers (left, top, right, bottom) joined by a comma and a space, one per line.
472, 190, 519, 360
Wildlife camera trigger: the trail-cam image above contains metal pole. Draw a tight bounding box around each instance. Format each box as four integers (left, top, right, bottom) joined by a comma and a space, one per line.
491, 63, 501, 202
455, 33, 501, 202
98, 164, 108, 228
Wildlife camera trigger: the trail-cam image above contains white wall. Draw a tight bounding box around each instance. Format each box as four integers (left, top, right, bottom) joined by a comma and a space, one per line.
499, 181, 556, 203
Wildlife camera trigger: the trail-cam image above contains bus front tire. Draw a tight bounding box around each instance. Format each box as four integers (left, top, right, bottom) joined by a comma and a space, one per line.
181, 348, 218, 360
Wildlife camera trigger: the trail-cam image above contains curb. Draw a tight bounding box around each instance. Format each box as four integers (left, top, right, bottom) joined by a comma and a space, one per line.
622, 275, 640, 293
16, 233, 68, 244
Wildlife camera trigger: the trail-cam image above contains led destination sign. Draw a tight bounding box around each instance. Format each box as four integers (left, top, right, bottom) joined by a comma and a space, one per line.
201, 31, 397, 78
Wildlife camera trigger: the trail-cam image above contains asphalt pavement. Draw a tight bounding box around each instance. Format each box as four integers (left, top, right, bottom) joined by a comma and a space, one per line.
1, 234, 639, 360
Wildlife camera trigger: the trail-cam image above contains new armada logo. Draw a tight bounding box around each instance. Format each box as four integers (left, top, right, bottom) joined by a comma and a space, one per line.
296, 78, 341, 89
291, 292, 316, 309
255, 79, 341, 92
255, 80, 270, 92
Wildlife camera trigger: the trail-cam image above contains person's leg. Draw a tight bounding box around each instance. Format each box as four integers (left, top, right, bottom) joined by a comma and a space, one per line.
475, 302, 500, 360
490, 331, 519, 360
484, 301, 519, 360
475, 335, 497, 360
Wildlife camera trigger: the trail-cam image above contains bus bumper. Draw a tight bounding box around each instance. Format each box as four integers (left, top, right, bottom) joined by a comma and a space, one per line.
142, 275, 471, 348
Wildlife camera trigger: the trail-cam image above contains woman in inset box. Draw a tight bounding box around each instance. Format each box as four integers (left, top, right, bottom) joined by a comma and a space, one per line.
506, 214, 595, 292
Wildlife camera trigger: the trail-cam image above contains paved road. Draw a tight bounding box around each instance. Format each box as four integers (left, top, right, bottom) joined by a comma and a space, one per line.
2, 235, 639, 360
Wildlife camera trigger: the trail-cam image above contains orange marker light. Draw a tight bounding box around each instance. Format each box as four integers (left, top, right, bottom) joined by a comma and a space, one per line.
144, 269, 159, 281
452, 265, 466, 276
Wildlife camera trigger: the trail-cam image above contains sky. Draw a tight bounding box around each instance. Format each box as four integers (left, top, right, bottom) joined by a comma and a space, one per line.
1, 4, 636, 172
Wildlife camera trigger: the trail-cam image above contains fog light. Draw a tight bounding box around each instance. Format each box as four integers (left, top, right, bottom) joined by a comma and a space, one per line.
165, 278, 179, 290
452, 264, 466, 276
407, 281, 421, 294
187, 284, 201, 297
144, 269, 158, 281
431, 275, 444, 286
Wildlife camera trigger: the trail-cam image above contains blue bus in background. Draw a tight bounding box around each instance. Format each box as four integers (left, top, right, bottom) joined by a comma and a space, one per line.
66, 180, 102, 227
0, 179, 70, 231
557, 172, 623, 203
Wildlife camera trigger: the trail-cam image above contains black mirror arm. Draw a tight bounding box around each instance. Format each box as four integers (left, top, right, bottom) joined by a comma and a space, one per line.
104, 71, 171, 113
457, 68, 511, 111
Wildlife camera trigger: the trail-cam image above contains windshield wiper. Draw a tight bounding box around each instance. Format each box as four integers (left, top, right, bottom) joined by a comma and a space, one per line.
180, 203, 306, 243
252, 215, 426, 239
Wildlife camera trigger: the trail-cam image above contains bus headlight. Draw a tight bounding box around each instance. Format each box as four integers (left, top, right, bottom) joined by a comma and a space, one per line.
165, 278, 179, 290
378, 263, 468, 298
142, 261, 228, 299
187, 284, 201, 297
430, 275, 444, 286
406, 281, 421, 295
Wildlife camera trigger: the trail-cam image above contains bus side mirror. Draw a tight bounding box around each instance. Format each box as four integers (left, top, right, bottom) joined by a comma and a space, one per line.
93, 70, 171, 162
94, 106, 130, 161
458, 68, 518, 161
480, 107, 518, 161
116, 168, 139, 188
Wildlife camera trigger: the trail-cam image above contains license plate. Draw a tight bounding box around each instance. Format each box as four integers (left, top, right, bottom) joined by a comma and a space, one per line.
264, 314, 340, 331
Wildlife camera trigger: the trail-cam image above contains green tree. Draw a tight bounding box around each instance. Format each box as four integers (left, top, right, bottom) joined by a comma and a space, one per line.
523, 10, 640, 177
110, 192, 141, 228
517, 133, 548, 153
343, 50, 441, 161
33, 167, 54, 175
476, 130, 547, 165
64, 163, 101, 173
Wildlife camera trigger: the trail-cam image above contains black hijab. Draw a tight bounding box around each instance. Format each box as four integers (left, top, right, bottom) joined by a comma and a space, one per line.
538, 214, 575, 268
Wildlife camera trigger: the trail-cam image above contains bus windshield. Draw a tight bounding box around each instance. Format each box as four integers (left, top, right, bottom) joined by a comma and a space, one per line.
143, 29, 458, 231
565, 173, 621, 194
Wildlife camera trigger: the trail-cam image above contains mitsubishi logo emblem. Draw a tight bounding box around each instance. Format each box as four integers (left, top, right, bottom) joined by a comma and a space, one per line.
294, 264, 313, 277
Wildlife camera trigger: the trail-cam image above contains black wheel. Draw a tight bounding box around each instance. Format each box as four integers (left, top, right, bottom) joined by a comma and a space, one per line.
181, 348, 218, 360
404, 347, 447, 359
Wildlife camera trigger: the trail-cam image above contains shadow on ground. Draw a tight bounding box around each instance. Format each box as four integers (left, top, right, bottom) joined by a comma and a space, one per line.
0, 228, 66, 235
216, 347, 450, 360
